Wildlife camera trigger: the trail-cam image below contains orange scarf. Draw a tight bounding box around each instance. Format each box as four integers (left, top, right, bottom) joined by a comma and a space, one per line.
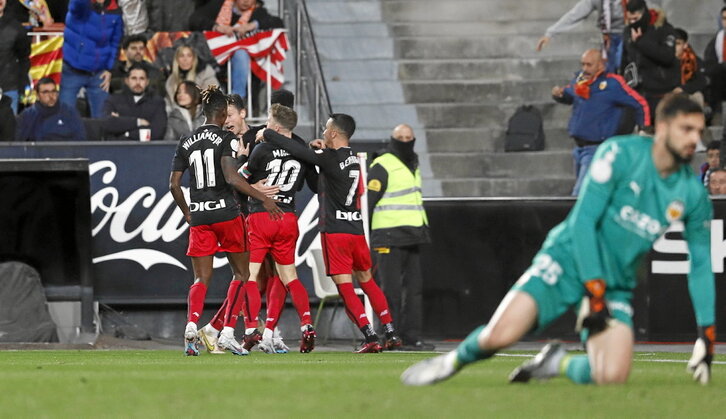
574, 71, 603, 99
681, 45, 697, 85
215, 0, 255, 27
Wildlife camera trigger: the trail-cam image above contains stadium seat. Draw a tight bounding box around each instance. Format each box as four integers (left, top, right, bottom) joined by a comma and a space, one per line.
309, 248, 373, 344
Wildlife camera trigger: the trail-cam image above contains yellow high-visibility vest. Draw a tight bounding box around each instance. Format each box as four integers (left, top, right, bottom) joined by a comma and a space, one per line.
370, 153, 428, 230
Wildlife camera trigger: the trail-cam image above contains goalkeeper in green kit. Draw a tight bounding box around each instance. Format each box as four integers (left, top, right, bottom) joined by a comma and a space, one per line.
401, 94, 716, 386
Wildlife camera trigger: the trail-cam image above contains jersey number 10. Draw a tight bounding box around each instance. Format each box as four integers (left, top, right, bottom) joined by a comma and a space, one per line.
266, 159, 301, 191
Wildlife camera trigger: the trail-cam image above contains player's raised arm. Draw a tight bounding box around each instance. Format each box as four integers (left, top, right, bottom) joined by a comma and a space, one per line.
683, 188, 716, 384
263, 128, 326, 166
221, 155, 283, 219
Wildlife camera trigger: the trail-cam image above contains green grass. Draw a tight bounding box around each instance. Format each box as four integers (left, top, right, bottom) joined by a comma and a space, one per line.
1, 350, 725, 418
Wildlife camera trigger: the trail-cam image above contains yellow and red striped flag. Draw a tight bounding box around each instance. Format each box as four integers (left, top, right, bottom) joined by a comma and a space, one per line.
29, 35, 63, 86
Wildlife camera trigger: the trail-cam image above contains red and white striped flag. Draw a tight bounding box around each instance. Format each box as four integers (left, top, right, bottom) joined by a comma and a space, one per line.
204, 29, 289, 90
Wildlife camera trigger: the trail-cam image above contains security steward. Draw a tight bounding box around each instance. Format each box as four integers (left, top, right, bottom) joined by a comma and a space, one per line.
367, 124, 433, 351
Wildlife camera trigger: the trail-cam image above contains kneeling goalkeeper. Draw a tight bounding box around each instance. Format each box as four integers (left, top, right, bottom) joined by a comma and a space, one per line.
402, 93, 715, 386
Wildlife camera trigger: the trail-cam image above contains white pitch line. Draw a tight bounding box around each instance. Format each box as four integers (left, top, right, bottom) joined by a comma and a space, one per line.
494, 353, 726, 365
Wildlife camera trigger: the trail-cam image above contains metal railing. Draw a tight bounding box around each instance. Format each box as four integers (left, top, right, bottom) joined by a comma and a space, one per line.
278, 0, 333, 137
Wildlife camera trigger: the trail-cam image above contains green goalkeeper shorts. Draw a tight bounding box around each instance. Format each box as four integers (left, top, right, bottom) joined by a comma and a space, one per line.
511, 252, 634, 332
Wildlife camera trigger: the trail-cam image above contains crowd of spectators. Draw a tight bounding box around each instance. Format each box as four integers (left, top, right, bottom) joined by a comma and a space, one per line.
0, 0, 283, 142
545, 0, 726, 196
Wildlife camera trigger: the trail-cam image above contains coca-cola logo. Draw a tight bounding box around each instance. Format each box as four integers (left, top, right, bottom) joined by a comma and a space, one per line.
89, 160, 322, 272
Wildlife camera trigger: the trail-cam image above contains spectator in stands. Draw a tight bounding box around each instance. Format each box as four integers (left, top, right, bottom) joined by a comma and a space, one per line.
189, 0, 283, 98
165, 45, 219, 107
536, 0, 627, 74
0, 0, 31, 114
15, 77, 87, 142
148, 0, 194, 32
708, 169, 726, 195
552, 48, 649, 195
0, 88, 15, 140
111, 34, 165, 95
60, 0, 124, 118
673, 28, 707, 109
118, 0, 148, 36
165, 80, 204, 141
102, 63, 167, 141
701, 140, 721, 187
703, 6, 726, 126
621, 0, 679, 122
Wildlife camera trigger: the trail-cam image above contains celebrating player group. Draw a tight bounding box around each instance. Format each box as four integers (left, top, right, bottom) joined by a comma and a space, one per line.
169, 86, 402, 356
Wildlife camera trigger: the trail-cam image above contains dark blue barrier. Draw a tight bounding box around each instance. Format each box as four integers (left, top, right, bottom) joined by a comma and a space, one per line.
1, 143, 720, 340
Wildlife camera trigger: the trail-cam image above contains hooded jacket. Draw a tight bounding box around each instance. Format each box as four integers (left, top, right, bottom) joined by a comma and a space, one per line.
621, 7, 680, 94
63, 0, 124, 73
15, 100, 87, 141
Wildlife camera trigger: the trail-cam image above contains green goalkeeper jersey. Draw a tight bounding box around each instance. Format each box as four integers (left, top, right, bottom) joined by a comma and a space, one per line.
542, 135, 715, 326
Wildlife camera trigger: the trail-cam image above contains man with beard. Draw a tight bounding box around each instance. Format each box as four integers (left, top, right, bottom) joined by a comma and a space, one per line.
367, 124, 429, 351
402, 94, 715, 387
552, 48, 649, 195
110, 34, 165, 96
102, 63, 167, 141
16, 77, 86, 141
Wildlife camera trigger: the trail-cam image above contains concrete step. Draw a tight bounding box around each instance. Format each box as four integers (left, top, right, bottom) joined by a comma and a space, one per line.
380, 0, 584, 22
322, 59, 397, 81
397, 57, 579, 82
415, 103, 570, 129
402, 79, 562, 104
440, 177, 574, 197
312, 22, 391, 37
333, 103, 422, 129
389, 20, 561, 36
327, 80, 405, 105
307, 1, 382, 23
395, 33, 602, 59
426, 127, 572, 153
316, 37, 393, 60
429, 150, 573, 179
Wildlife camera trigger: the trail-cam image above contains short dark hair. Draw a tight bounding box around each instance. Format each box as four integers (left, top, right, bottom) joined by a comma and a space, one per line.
35, 77, 56, 92
269, 104, 297, 131
721, 5, 726, 15
674, 28, 688, 42
329, 113, 356, 139
707, 140, 722, 152
271, 89, 294, 108
122, 34, 147, 50
126, 62, 148, 77
655, 93, 704, 123
227, 94, 246, 111
626, 0, 647, 13
201, 85, 227, 119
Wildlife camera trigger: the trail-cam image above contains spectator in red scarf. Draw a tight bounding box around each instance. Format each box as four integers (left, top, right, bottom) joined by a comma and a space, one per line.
552, 48, 649, 195
673, 28, 706, 109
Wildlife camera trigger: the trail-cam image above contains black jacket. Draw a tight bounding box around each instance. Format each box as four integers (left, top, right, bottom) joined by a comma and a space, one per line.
101, 86, 167, 141
703, 35, 726, 80
189, 0, 283, 31
621, 9, 680, 95
0, 14, 30, 91
0, 95, 15, 141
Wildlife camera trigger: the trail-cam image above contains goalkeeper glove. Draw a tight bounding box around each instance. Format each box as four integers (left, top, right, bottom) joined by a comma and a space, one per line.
687, 325, 715, 385
575, 279, 611, 335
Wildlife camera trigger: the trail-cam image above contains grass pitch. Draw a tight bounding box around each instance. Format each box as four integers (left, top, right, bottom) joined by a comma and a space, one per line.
2, 349, 725, 418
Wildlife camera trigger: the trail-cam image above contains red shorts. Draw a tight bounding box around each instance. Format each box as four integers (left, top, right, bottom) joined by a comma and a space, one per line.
187, 216, 247, 257
247, 212, 299, 265
320, 232, 371, 275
